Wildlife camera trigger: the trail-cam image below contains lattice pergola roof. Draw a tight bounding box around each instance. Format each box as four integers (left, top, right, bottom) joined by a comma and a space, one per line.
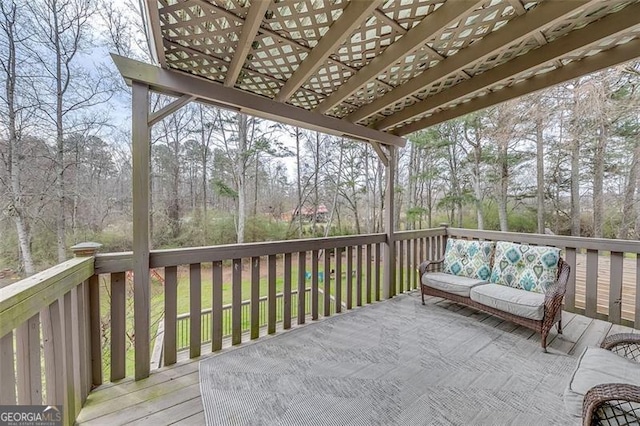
136, 0, 640, 147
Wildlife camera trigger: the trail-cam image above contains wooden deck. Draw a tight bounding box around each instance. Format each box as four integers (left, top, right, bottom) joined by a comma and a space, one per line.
77, 291, 635, 425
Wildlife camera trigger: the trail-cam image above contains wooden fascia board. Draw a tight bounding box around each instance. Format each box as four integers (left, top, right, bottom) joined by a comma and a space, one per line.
111, 54, 405, 147
143, 0, 166, 67
375, 4, 640, 131
314, 0, 485, 114
275, 0, 382, 102
395, 37, 640, 135
224, 0, 272, 87
347, 0, 591, 123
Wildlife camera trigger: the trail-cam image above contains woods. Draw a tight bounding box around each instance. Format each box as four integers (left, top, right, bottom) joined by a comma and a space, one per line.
1, 1, 639, 278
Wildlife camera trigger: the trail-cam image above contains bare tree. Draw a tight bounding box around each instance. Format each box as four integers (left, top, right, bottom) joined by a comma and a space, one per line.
0, 0, 35, 274
28, 0, 112, 261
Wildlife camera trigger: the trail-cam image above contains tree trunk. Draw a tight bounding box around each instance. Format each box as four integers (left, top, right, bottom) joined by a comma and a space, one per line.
295, 128, 303, 238
570, 137, 581, 236
236, 113, 247, 243
536, 115, 545, 234
54, 7, 66, 262
3, 3, 35, 275
497, 139, 509, 232
619, 142, 639, 239
593, 123, 607, 238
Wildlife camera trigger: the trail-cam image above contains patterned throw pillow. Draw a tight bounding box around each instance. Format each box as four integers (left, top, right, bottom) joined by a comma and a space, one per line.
442, 238, 495, 281
490, 241, 561, 293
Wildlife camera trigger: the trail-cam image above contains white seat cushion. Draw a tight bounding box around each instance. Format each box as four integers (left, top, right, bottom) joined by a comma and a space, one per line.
469, 283, 545, 320
422, 272, 488, 298
564, 347, 640, 417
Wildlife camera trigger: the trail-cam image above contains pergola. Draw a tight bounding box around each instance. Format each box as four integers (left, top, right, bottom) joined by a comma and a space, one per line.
112, 0, 640, 378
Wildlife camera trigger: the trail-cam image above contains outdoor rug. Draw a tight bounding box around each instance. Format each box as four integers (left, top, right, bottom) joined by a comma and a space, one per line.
200, 293, 578, 425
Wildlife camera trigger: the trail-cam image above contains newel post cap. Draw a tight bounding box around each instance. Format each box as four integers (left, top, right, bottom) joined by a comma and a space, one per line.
70, 242, 103, 257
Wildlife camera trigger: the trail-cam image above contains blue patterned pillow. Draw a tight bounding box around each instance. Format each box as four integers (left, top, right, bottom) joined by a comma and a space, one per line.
490, 241, 560, 293
442, 238, 495, 281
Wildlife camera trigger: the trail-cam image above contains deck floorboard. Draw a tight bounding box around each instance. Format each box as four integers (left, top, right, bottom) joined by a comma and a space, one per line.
77, 292, 628, 425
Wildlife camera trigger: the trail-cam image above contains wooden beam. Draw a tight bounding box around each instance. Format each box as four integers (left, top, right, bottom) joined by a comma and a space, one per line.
131, 81, 151, 380
275, 0, 382, 102
148, 94, 195, 126
395, 36, 640, 135
224, 0, 272, 87
112, 54, 405, 147
347, 0, 591, 124
370, 141, 389, 167
383, 146, 396, 299
143, 0, 166, 67
376, 3, 640, 131
315, 0, 485, 114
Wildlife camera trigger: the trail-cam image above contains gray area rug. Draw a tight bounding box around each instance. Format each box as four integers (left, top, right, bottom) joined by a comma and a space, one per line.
200, 293, 578, 425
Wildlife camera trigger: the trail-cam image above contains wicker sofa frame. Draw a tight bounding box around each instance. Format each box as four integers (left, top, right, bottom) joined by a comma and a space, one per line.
418, 257, 570, 352
582, 333, 640, 426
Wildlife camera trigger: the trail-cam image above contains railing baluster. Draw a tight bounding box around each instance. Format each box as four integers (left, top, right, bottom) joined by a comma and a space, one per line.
407, 239, 412, 291
212, 261, 223, 351
346, 246, 353, 309
268, 255, 277, 334
366, 244, 372, 304
413, 240, 422, 288
0, 331, 16, 404
16, 314, 41, 405
399, 240, 405, 294
75, 281, 89, 401
375, 243, 381, 301
250, 256, 260, 340
297, 252, 306, 325
83, 280, 91, 396
88, 275, 102, 387
41, 306, 57, 405
70, 287, 82, 411
111, 272, 126, 380
48, 299, 65, 406
63, 291, 77, 424
609, 252, 624, 324
190, 264, 202, 358
335, 248, 343, 312
312, 250, 319, 320
356, 245, 363, 306
586, 249, 599, 318
324, 250, 331, 316
164, 266, 178, 365
232, 258, 242, 345
564, 248, 577, 313
636, 255, 640, 328
283, 253, 292, 329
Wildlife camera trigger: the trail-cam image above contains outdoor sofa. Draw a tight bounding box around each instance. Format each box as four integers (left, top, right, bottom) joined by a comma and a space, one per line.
418, 238, 570, 351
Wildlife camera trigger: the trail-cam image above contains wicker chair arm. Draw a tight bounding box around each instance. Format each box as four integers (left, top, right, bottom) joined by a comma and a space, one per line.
601, 333, 640, 362
543, 258, 570, 327
418, 258, 444, 276
583, 383, 640, 426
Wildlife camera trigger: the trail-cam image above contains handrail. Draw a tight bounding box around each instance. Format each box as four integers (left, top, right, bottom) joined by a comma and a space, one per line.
0, 257, 94, 337
95, 233, 387, 274
446, 228, 640, 253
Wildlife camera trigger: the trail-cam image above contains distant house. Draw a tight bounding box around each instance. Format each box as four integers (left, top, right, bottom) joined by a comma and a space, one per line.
292, 204, 329, 223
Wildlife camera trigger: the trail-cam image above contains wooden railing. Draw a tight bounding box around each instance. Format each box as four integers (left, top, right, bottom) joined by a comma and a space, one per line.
3, 226, 636, 425
92, 233, 404, 381
0, 255, 97, 426
447, 228, 640, 327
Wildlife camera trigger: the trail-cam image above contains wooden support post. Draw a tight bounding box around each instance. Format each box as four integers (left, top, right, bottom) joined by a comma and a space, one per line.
132, 81, 151, 380
383, 145, 396, 299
